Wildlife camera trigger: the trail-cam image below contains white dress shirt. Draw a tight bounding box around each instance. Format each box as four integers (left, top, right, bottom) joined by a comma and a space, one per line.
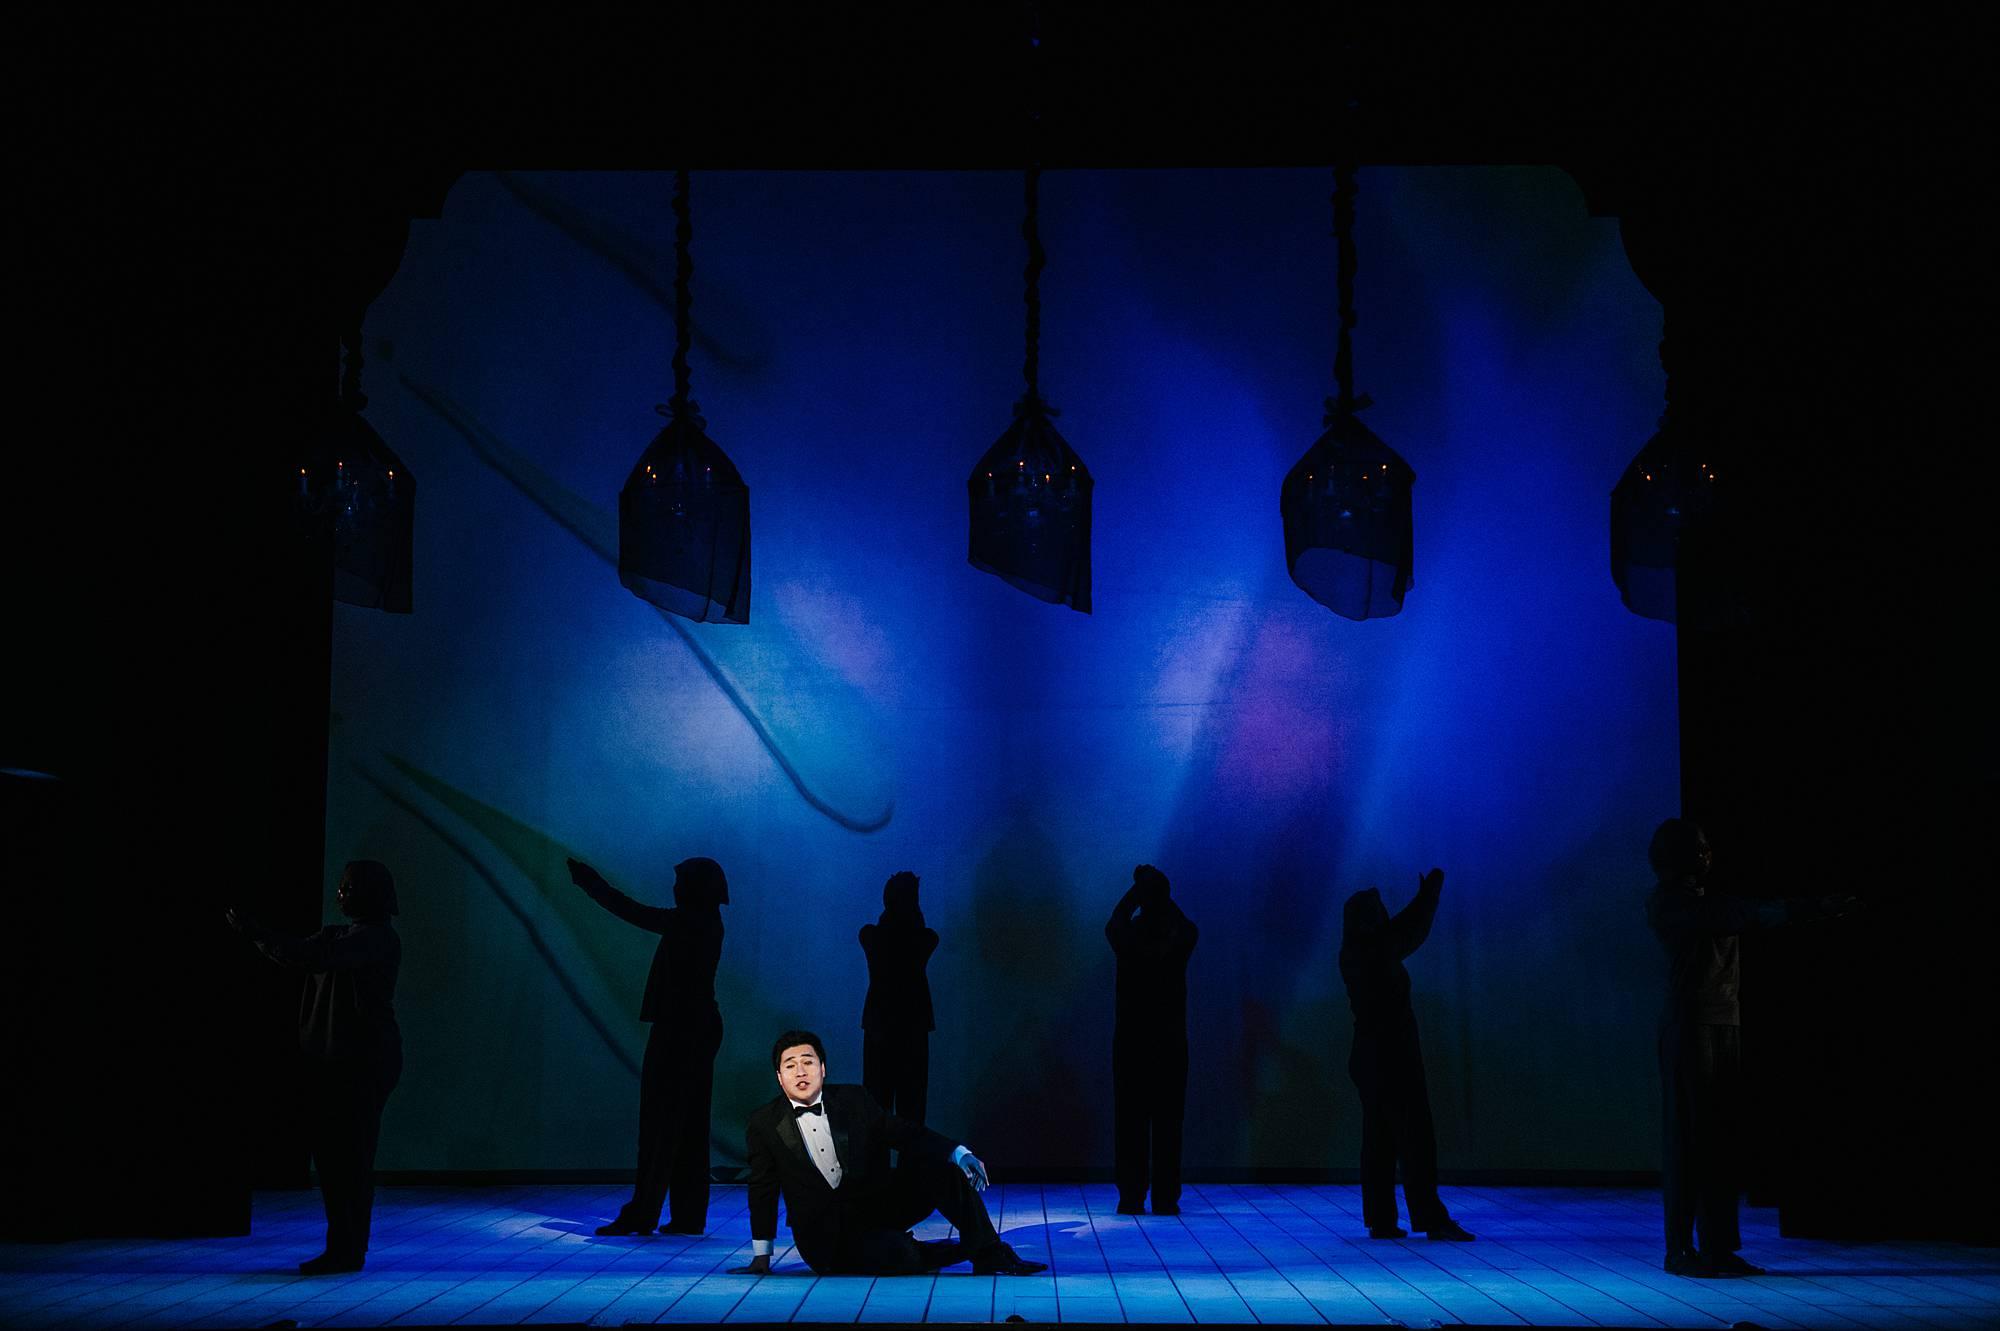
791, 1093, 845, 1189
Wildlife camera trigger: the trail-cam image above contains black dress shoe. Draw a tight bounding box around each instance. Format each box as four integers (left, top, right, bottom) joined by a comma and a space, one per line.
658, 1223, 705, 1236
1368, 1225, 1408, 1239
1664, 1247, 1707, 1276
298, 1251, 364, 1275
594, 1219, 655, 1236
971, 1242, 1049, 1276
1703, 1251, 1766, 1277
1114, 1201, 1145, 1215
1423, 1219, 1476, 1242
1150, 1203, 1180, 1216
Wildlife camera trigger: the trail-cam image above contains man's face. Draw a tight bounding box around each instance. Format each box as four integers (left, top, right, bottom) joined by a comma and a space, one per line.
1687, 831, 1714, 886
776, 1044, 825, 1104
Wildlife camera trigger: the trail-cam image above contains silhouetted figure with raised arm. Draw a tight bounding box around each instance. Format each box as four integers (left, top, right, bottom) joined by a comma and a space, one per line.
1339, 868, 1475, 1242
860, 871, 938, 1129
226, 861, 403, 1275
568, 854, 727, 1237
1106, 864, 1198, 1215
730, 1030, 1046, 1276
1646, 819, 1853, 1277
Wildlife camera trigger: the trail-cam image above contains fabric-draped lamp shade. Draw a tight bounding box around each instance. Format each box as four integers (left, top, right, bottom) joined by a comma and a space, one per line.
619, 407, 751, 625
1610, 422, 1718, 624
967, 399, 1094, 613
1280, 409, 1415, 621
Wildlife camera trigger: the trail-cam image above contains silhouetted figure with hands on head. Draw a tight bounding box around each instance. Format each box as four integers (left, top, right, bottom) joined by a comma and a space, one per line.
226, 860, 403, 1275
568, 854, 728, 1237
1106, 864, 1198, 1215
731, 1031, 1046, 1276
1646, 819, 1855, 1277
1339, 867, 1475, 1242
860, 871, 939, 1129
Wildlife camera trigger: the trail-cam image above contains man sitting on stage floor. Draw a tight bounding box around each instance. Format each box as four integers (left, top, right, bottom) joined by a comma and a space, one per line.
730, 1030, 1047, 1277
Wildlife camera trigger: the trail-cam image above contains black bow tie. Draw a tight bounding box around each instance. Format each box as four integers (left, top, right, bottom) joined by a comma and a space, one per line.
792, 1102, 824, 1118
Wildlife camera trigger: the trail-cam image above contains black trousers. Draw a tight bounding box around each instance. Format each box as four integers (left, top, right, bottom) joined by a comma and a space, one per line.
308, 1052, 400, 1260
862, 1028, 930, 1128
1658, 1021, 1744, 1255
1112, 1026, 1188, 1211
615, 1017, 723, 1230
816, 1152, 1001, 1275
1349, 1024, 1449, 1231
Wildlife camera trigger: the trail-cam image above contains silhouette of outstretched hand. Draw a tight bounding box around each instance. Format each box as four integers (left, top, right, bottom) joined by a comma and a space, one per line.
1420, 867, 1445, 894
566, 857, 603, 889
730, 1254, 771, 1276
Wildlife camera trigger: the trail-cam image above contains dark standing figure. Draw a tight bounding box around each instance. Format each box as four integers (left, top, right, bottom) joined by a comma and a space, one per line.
569, 854, 727, 1237
1338, 868, 1475, 1242
859, 870, 938, 1129
730, 1031, 1046, 1276
1646, 819, 1851, 1277
226, 861, 403, 1275
1106, 864, 1198, 1216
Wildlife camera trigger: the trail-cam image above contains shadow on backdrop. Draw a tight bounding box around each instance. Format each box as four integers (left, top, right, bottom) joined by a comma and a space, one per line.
1107, 864, 1198, 1215
860, 870, 938, 1134
569, 854, 727, 1236
1338, 866, 1473, 1241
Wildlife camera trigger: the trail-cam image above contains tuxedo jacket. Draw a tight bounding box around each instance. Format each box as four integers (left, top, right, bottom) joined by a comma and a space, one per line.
746, 1083, 954, 1265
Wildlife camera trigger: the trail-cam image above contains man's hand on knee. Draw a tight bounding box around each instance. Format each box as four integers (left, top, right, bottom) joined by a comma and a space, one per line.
952, 1145, 989, 1192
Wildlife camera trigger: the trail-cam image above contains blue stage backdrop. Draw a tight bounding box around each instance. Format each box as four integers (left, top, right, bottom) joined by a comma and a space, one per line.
326, 168, 1676, 1173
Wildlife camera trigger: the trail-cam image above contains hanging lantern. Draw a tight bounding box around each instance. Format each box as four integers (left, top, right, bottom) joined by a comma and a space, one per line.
1281, 407, 1414, 620
1610, 414, 1717, 624
968, 158, 1092, 612
1282, 164, 1414, 621
1609, 324, 1719, 624
297, 332, 415, 612
620, 401, 750, 623
968, 396, 1093, 611
619, 169, 750, 624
